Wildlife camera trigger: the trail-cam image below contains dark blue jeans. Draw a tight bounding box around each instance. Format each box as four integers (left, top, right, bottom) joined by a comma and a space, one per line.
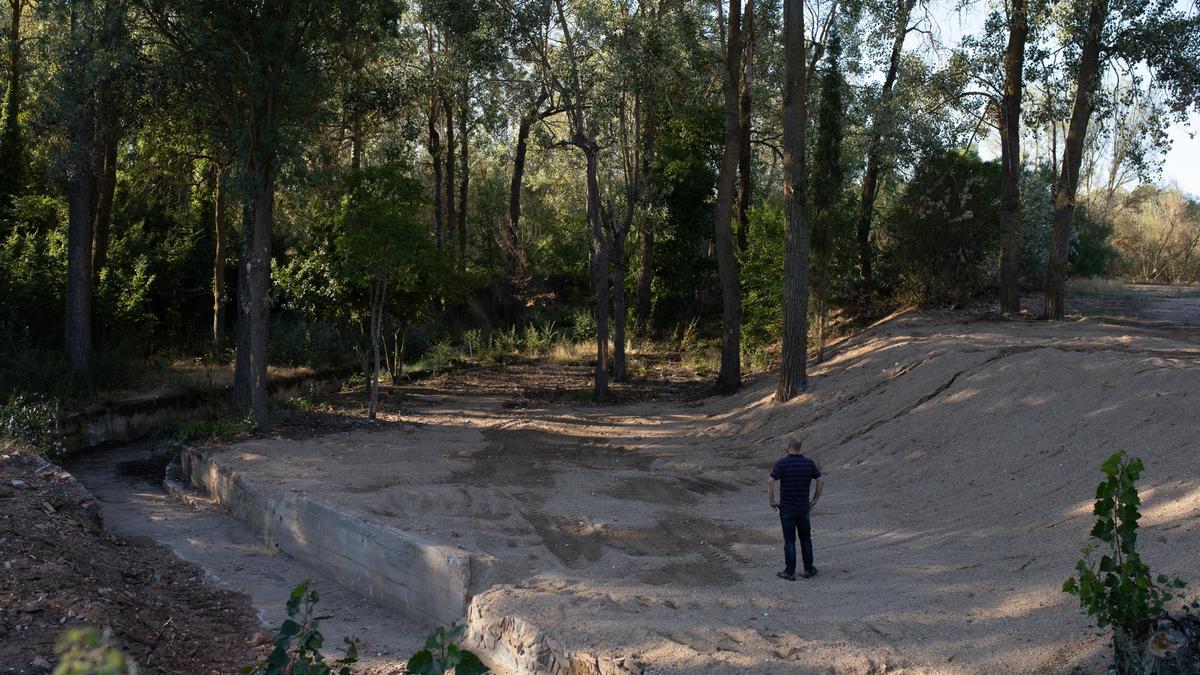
779, 506, 814, 576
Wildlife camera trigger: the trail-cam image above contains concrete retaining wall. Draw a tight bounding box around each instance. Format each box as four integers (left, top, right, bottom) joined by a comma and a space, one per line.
62, 368, 352, 452
180, 446, 470, 627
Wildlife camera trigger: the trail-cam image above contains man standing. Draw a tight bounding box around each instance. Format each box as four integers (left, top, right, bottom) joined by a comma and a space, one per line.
768, 438, 823, 580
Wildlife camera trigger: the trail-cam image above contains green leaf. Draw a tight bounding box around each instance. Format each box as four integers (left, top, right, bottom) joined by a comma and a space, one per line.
287, 580, 312, 617
407, 650, 435, 675
1100, 452, 1123, 477
455, 651, 489, 675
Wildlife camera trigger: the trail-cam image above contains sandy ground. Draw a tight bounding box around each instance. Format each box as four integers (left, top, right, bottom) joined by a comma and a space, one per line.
191, 299, 1200, 673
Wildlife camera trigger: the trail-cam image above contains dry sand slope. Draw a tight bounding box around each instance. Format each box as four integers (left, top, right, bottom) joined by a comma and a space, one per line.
206, 311, 1200, 673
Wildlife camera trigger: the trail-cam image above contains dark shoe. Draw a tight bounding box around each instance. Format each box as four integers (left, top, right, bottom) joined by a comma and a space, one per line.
776, 571, 796, 581
802, 568, 818, 579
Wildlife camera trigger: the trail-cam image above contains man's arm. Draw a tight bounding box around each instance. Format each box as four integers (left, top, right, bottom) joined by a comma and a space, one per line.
768, 478, 779, 510
811, 477, 824, 509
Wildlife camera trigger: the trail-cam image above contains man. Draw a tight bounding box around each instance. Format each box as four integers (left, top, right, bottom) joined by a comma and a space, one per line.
768, 437, 823, 580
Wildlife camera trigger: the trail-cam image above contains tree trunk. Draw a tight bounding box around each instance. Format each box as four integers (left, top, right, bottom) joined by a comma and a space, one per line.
0, 0, 25, 210
233, 197, 252, 406
246, 173, 273, 430
457, 86, 469, 258
586, 148, 610, 397
552, 0, 608, 397
350, 113, 363, 172
66, 158, 96, 383
736, 0, 754, 252
368, 276, 384, 421
856, 0, 915, 292
443, 96, 457, 253
428, 95, 444, 249
715, 0, 744, 394
212, 167, 227, 350
1044, 0, 1107, 320
776, 0, 810, 401
997, 0, 1028, 315
636, 227, 654, 327
91, 133, 118, 291
611, 220, 629, 382
507, 108, 535, 281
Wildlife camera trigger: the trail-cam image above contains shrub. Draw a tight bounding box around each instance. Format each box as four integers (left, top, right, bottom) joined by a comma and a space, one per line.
887, 150, 1000, 305
569, 309, 597, 344
406, 624, 488, 675
0, 394, 64, 456
462, 329, 484, 358
245, 580, 359, 675
54, 627, 135, 675
1070, 205, 1119, 279
522, 321, 560, 356
1063, 452, 1190, 671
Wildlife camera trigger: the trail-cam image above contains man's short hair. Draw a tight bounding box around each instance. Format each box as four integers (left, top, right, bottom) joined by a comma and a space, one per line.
787, 437, 803, 451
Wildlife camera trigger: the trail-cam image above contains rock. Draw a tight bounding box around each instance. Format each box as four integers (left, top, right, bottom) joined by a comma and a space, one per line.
11, 479, 28, 489
31, 656, 51, 671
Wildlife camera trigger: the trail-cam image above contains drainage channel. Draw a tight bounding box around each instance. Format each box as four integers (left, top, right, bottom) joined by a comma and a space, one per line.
68, 444, 424, 672
178, 445, 648, 675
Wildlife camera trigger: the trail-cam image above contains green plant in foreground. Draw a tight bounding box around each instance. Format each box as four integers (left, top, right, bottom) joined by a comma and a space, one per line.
1064, 451, 1188, 669
406, 624, 488, 675
1, 394, 64, 456
245, 580, 359, 675
54, 627, 136, 675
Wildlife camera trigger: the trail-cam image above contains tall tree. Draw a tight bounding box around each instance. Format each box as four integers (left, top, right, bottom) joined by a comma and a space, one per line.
855, 0, 917, 292
551, 0, 610, 397
997, 0, 1029, 314
1043, 0, 1200, 318
141, 0, 364, 428
809, 32, 845, 362
443, 94, 457, 251
735, 0, 753, 252
505, 89, 550, 285
456, 79, 469, 257
0, 0, 28, 212
714, 0, 744, 393
210, 163, 228, 350
776, 0, 810, 401
52, 0, 132, 382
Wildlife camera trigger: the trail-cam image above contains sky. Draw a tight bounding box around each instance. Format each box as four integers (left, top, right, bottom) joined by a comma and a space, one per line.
1162, 113, 1200, 197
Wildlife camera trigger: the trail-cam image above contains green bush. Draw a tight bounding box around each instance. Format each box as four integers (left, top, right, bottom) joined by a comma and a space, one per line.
522, 321, 560, 356
406, 624, 488, 675
887, 150, 1000, 305
569, 309, 597, 344
53, 627, 135, 675
245, 580, 359, 675
0, 394, 64, 456
1063, 451, 1189, 671
740, 204, 784, 344
269, 317, 348, 368
1070, 206, 1118, 279
1017, 169, 1054, 289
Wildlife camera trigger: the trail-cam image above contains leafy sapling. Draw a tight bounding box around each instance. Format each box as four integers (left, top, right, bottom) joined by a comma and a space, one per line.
245, 580, 359, 675
406, 623, 488, 675
1063, 451, 1188, 670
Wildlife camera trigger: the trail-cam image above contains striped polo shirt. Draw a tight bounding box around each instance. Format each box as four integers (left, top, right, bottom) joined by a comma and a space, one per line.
770, 453, 822, 510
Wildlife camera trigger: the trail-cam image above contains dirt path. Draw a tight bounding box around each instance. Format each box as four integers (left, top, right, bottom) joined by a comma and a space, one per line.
68, 445, 424, 672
